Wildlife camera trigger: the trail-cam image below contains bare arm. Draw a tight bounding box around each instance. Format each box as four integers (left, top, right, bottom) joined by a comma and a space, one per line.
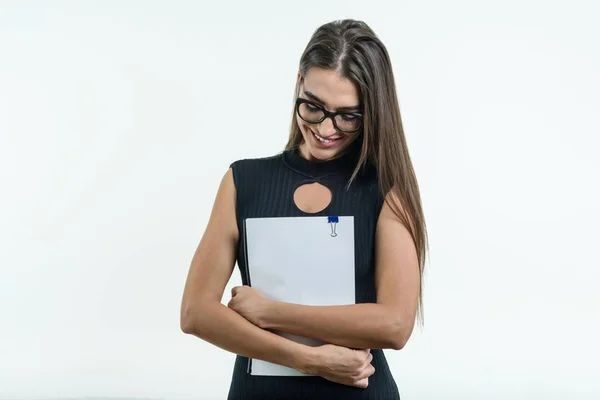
230, 191, 420, 350
180, 169, 314, 371
180, 169, 375, 388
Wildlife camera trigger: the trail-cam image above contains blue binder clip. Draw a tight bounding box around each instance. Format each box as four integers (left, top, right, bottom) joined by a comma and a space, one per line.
328, 216, 339, 237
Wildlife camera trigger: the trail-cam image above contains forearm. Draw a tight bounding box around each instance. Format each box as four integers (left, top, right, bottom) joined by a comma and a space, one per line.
262, 302, 404, 350
182, 301, 317, 372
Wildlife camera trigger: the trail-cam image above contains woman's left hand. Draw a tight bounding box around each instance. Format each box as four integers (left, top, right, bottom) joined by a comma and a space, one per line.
228, 285, 271, 328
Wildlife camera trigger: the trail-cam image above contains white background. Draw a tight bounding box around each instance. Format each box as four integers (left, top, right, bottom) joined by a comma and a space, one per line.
1, 1, 599, 399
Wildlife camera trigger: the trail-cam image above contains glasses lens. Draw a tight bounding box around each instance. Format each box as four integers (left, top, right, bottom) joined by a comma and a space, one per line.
298, 102, 325, 123
298, 101, 362, 133
334, 113, 361, 133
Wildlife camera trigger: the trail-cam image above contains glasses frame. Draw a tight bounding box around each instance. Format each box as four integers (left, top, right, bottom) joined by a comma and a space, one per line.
295, 97, 363, 134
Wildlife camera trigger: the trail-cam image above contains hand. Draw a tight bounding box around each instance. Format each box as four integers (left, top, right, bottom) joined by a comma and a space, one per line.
227, 285, 270, 328
305, 344, 375, 389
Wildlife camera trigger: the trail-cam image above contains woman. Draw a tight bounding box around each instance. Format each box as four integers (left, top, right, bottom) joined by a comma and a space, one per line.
180, 19, 427, 400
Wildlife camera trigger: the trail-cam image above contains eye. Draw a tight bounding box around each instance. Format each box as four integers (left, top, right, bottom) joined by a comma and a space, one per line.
305, 103, 321, 111
341, 113, 360, 122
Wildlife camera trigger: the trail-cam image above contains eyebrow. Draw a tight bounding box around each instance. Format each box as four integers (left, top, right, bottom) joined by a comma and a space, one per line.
303, 90, 362, 112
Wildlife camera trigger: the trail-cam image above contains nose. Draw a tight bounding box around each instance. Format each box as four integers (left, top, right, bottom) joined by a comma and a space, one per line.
317, 116, 337, 138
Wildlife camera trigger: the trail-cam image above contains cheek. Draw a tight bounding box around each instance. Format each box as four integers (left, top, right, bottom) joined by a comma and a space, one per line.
297, 119, 312, 138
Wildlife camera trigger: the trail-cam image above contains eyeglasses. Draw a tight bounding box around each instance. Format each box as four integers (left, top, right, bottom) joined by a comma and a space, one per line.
295, 97, 363, 134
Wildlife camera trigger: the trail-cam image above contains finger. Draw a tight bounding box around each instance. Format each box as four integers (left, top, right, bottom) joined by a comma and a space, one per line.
359, 351, 373, 365
359, 364, 375, 379
231, 286, 240, 297
356, 353, 373, 374
353, 349, 367, 359
351, 349, 371, 368
359, 349, 371, 359
353, 377, 369, 389
351, 364, 374, 386
228, 294, 238, 306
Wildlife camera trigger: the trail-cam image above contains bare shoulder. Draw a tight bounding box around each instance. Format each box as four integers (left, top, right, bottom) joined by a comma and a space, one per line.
375, 188, 418, 272
209, 168, 238, 239
377, 188, 413, 231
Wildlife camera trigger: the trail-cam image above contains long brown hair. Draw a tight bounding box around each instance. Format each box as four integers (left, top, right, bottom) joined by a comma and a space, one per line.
286, 19, 429, 326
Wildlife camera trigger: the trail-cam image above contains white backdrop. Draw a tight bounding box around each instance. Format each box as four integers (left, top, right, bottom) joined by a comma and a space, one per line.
1, 1, 599, 399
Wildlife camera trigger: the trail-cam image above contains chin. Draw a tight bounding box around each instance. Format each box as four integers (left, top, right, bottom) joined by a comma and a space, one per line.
305, 141, 346, 161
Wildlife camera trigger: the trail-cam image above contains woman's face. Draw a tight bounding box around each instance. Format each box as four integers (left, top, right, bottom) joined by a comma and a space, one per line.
296, 67, 362, 161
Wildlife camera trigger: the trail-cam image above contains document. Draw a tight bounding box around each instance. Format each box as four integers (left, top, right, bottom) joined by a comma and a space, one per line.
243, 215, 355, 376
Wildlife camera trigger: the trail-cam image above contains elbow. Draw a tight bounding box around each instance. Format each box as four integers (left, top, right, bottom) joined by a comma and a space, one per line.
180, 301, 203, 335
386, 316, 413, 350
180, 306, 195, 334
181, 297, 218, 335
180, 319, 194, 335
388, 335, 408, 351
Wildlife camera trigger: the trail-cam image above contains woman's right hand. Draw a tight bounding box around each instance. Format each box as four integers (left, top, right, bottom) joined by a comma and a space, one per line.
305, 343, 375, 388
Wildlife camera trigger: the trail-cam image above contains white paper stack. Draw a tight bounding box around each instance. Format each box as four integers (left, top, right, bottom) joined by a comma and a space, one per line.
243, 215, 356, 376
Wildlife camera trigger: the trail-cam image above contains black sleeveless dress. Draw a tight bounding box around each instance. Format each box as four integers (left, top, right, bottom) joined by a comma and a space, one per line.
227, 141, 401, 400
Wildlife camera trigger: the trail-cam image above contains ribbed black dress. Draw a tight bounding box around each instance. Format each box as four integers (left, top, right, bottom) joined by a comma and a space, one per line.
227, 140, 401, 400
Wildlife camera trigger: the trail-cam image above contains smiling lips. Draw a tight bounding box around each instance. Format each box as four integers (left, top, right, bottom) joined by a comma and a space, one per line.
311, 130, 343, 148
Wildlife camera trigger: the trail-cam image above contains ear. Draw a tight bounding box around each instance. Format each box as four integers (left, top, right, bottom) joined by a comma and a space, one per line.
296, 70, 302, 84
